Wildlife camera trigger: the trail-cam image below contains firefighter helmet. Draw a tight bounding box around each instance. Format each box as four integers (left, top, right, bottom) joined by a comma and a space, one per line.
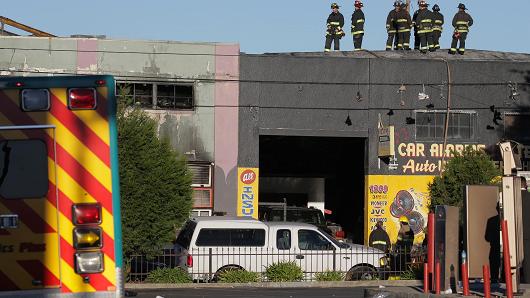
331, 2, 340, 9
393, 1, 401, 7
354, 0, 363, 8
458, 3, 467, 10
419, 1, 429, 7
432, 4, 440, 11
399, 215, 409, 224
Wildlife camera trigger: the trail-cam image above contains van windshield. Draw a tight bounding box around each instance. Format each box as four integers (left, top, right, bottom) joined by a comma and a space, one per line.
175, 220, 197, 250
319, 228, 350, 249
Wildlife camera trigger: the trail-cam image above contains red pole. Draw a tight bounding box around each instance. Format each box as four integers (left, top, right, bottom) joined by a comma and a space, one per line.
483, 265, 491, 298
501, 220, 514, 298
435, 261, 441, 294
428, 213, 435, 290
423, 263, 429, 293
461, 261, 470, 296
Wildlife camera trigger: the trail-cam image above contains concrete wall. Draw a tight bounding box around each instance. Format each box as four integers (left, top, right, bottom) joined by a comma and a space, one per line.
239, 52, 530, 176
0, 36, 241, 213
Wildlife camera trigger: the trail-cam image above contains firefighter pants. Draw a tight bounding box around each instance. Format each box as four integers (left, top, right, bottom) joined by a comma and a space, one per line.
432, 30, 441, 49
386, 32, 396, 50
353, 34, 363, 50
419, 32, 434, 52
450, 32, 467, 54
397, 31, 411, 50
325, 35, 341, 51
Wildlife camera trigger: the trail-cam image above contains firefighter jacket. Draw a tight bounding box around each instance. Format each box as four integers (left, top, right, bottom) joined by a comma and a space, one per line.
415, 9, 433, 34
351, 9, 365, 35
452, 11, 473, 33
396, 225, 415, 251
369, 227, 391, 252
386, 9, 398, 33
432, 11, 444, 32
396, 9, 412, 33
327, 12, 345, 36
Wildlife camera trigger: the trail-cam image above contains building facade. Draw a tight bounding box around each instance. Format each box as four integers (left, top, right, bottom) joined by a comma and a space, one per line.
1, 36, 529, 245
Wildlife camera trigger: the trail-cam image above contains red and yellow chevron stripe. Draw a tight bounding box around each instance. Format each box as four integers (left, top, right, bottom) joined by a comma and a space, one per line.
0, 87, 116, 293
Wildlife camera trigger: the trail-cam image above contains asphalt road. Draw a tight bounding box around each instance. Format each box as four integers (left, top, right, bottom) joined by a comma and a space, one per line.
130, 287, 366, 298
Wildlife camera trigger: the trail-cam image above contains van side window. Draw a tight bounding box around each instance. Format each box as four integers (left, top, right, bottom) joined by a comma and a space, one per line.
298, 229, 333, 250
175, 220, 197, 250
196, 229, 266, 247
276, 229, 291, 250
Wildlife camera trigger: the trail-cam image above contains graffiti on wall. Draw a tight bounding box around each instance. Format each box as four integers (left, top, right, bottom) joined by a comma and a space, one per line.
365, 175, 434, 245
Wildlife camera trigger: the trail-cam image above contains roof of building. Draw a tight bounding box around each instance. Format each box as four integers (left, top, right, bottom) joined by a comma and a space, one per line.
244, 49, 530, 62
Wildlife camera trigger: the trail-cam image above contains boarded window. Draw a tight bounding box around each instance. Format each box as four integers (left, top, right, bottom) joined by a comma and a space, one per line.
0, 139, 48, 199
415, 111, 476, 140
504, 113, 530, 142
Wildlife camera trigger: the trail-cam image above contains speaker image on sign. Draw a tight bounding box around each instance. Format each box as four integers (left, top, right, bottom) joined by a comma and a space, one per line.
434, 205, 460, 293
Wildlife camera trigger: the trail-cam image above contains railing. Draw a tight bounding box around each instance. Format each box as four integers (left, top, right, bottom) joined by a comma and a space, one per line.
127, 245, 426, 283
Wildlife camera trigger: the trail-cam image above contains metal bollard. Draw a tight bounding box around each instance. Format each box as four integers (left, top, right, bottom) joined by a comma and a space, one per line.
423, 263, 429, 293
461, 250, 470, 296
435, 261, 441, 294
501, 220, 514, 298
483, 265, 491, 298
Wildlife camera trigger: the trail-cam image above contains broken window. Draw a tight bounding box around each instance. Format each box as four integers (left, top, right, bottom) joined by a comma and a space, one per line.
116, 81, 193, 110
415, 111, 476, 140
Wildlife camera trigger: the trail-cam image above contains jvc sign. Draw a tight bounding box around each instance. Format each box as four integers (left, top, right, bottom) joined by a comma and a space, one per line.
237, 168, 259, 219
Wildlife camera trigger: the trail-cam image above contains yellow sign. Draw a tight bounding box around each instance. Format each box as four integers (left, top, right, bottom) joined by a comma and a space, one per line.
237, 167, 259, 219
365, 175, 434, 245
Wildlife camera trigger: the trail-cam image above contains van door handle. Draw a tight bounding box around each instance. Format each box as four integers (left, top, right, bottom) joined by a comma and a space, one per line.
343, 256, 350, 260
296, 255, 304, 259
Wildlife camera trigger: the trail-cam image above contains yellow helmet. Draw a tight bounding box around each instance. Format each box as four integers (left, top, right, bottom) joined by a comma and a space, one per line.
399, 215, 409, 223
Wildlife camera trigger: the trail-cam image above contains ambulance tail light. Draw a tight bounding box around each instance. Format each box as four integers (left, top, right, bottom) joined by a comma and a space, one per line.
72, 203, 102, 225
73, 227, 103, 250
75, 251, 104, 274
68, 88, 97, 109
186, 254, 193, 268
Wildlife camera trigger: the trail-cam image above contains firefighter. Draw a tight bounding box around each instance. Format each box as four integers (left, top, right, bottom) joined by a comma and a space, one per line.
396, 2, 412, 50
369, 221, 391, 252
415, 1, 434, 53
396, 216, 415, 271
431, 4, 444, 50
325, 3, 345, 52
449, 3, 473, 55
351, 0, 365, 51
385, 1, 400, 51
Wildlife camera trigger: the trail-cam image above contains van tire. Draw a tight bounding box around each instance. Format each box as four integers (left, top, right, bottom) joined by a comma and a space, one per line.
345, 265, 377, 281
213, 265, 244, 282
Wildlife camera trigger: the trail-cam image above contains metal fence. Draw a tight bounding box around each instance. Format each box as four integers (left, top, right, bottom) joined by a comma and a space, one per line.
128, 245, 426, 283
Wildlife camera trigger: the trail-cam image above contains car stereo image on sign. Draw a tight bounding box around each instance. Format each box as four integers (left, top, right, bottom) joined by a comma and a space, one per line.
237, 168, 259, 219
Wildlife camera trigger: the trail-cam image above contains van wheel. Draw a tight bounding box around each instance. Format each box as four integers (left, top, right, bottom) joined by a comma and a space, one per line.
212, 265, 244, 282
345, 265, 377, 281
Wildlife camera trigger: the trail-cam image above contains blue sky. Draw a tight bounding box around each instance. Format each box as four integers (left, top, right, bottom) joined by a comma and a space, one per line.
3, 0, 529, 54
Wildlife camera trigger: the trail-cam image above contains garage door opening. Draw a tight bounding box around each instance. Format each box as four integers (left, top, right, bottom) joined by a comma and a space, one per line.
259, 135, 366, 244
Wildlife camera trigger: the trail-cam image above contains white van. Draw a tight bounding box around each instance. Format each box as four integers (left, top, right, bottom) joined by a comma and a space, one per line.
174, 217, 387, 281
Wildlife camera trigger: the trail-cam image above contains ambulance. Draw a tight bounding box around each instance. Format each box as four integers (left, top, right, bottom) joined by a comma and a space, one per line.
0, 75, 123, 297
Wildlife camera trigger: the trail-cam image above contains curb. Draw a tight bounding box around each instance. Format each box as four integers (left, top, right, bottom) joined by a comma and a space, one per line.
364, 288, 481, 298
126, 280, 423, 289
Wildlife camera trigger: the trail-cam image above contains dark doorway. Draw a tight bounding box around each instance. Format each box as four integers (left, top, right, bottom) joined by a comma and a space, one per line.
259, 136, 366, 244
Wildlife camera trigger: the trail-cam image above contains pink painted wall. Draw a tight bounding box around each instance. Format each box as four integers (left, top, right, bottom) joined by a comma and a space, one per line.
76, 39, 98, 73
214, 44, 240, 215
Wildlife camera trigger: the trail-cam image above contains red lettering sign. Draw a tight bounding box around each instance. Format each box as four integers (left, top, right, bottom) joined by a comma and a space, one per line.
240, 169, 256, 185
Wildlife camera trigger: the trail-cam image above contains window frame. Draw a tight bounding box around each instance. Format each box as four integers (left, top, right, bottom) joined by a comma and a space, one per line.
276, 229, 292, 250
115, 80, 195, 111
414, 110, 477, 141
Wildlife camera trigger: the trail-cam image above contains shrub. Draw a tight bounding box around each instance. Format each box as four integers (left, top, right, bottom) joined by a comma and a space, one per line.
118, 85, 193, 257
217, 268, 261, 283
315, 271, 345, 281
399, 266, 423, 280
264, 261, 304, 282
145, 267, 192, 283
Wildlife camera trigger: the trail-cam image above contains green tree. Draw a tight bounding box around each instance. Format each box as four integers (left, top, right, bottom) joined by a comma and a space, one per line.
428, 147, 501, 213
117, 86, 192, 257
